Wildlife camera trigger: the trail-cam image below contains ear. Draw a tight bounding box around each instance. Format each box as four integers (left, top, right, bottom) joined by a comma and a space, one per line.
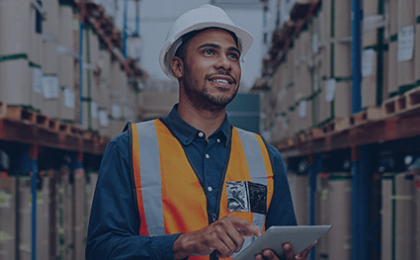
170, 56, 184, 79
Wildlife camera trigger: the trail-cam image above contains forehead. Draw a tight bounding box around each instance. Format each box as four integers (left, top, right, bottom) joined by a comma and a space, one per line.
187, 28, 238, 49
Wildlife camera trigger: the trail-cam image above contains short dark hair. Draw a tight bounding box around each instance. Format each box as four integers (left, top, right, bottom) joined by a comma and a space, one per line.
174, 27, 239, 61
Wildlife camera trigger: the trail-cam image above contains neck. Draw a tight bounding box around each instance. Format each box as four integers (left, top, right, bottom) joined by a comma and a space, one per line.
177, 99, 226, 138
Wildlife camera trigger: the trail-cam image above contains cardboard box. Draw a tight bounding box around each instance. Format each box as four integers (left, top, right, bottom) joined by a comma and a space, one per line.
319, 81, 332, 123
333, 43, 352, 78
17, 177, 51, 260
388, 41, 399, 95
362, 50, 378, 108
287, 172, 309, 225
334, 81, 352, 118
0, 60, 31, 106
381, 173, 416, 260
0, 177, 17, 260
389, 0, 399, 36
415, 24, 420, 83
74, 173, 85, 260
316, 175, 330, 260
326, 173, 352, 260
334, 0, 352, 38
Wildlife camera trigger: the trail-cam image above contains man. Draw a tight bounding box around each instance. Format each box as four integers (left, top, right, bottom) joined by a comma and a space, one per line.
86, 5, 313, 260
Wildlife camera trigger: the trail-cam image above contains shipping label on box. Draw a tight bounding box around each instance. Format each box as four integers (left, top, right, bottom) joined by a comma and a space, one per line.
91, 101, 98, 118
398, 26, 415, 62
299, 100, 307, 118
42, 75, 59, 99
64, 87, 75, 108
0, 191, 12, 208
362, 49, 375, 77
111, 104, 121, 119
325, 79, 336, 102
33, 68, 43, 94
99, 110, 109, 127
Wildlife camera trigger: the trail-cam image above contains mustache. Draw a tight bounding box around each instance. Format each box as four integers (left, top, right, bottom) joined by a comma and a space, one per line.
205, 71, 236, 84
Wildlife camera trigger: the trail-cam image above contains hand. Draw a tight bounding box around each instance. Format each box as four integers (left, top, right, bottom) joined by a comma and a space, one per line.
255, 241, 317, 260
173, 215, 263, 260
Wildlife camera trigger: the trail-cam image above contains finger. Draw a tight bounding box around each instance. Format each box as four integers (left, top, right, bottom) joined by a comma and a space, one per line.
295, 241, 317, 259
224, 224, 245, 252
229, 217, 263, 237
255, 253, 264, 260
262, 249, 280, 260
283, 243, 296, 260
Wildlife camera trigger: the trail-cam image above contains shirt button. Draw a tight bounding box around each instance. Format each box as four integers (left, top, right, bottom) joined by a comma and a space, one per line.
217, 138, 221, 143
205, 154, 210, 159
207, 186, 213, 192
198, 132, 204, 138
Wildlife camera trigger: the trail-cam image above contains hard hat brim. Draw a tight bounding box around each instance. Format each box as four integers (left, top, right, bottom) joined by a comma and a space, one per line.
159, 22, 253, 81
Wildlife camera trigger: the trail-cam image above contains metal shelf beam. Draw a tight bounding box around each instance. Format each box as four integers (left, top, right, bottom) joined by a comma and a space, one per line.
0, 119, 108, 155
278, 109, 420, 158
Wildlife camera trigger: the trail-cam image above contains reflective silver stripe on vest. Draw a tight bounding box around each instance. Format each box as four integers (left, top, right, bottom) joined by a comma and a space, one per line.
236, 128, 268, 232
135, 121, 165, 236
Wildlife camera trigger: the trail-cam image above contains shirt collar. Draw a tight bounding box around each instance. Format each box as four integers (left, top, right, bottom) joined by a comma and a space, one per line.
162, 104, 232, 146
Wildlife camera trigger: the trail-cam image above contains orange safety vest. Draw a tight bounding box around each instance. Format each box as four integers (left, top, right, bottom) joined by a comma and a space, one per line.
129, 119, 274, 260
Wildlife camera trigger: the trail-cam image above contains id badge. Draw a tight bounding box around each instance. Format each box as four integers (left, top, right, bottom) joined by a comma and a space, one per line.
226, 181, 267, 214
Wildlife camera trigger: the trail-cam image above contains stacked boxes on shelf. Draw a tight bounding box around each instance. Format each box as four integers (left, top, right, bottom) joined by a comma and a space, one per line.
381, 173, 417, 260
1, 0, 147, 140
315, 173, 352, 260
0, 0, 38, 110
361, 0, 386, 107
320, 0, 352, 121
0, 177, 17, 259
98, 50, 112, 137
58, 3, 77, 123
0, 170, 99, 260
42, 0, 60, 119
287, 172, 309, 225
81, 26, 100, 132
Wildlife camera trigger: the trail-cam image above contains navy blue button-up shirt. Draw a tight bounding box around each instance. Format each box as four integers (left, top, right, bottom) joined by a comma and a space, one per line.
86, 106, 297, 260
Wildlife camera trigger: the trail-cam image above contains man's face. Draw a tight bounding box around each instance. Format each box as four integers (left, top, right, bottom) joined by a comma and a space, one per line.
180, 28, 241, 111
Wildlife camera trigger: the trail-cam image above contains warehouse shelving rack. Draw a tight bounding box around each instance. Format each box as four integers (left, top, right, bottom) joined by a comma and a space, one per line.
254, 0, 420, 260
0, 0, 147, 259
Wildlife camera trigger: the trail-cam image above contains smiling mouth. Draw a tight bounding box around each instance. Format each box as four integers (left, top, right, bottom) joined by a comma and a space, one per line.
206, 74, 236, 85
210, 79, 231, 84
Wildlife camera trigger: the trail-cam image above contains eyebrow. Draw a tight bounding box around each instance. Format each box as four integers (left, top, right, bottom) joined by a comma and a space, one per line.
197, 43, 241, 56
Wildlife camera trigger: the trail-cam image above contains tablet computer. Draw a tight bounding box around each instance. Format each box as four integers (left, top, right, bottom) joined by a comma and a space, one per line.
233, 225, 332, 260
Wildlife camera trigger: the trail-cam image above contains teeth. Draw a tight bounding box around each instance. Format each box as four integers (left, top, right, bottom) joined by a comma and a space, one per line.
212, 79, 229, 83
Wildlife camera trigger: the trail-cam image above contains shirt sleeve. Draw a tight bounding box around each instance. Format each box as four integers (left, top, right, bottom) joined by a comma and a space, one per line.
265, 144, 298, 229
85, 132, 181, 260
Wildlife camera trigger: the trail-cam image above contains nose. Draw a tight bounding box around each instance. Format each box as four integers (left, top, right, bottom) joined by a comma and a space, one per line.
214, 53, 232, 71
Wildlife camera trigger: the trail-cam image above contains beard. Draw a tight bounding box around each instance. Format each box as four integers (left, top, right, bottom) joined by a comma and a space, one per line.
182, 63, 239, 112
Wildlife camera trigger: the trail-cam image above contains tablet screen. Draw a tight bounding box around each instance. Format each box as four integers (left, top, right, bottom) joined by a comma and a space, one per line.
232, 225, 332, 260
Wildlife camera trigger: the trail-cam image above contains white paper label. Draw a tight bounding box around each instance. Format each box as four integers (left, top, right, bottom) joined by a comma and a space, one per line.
299, 100, 307, 118
283, 118, 289, 130
99, 110, 109, 127
398, 26, 415, 62
325, 79, 336, 102
42, 75, 59, 99
91, 101, 98, 118
362, 49, 375, 77
277, 90, 286, 102
33, 68, 43, 94
112, 104, 121, 119
312, 34, 318, 54
72, 18, 79, 31
64, 87, 75, 108
0, 191, 12, 208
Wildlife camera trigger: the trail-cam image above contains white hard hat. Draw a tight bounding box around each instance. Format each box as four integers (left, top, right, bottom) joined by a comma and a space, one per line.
159, 4, 254, 81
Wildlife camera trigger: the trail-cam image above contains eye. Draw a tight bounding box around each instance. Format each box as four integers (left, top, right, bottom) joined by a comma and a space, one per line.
228, 52, 240, 60
203, 49, 215, 55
